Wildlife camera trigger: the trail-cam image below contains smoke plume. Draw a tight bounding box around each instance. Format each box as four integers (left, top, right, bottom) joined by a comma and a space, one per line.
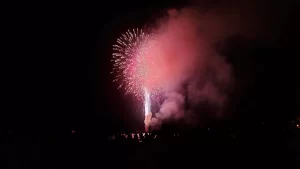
148, 8, 235, 129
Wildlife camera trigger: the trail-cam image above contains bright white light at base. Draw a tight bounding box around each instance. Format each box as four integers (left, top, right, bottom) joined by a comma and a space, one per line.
144, 87, 151, 115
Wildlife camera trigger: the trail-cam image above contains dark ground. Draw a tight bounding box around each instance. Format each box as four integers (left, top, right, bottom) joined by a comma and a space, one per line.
1, 127, 300, 168
51, 129, 300, 168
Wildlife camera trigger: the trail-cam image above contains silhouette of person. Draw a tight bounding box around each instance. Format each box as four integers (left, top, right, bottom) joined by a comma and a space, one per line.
139, 133, 144, 141
133, 133, 138, 141
127, 134, 132, 140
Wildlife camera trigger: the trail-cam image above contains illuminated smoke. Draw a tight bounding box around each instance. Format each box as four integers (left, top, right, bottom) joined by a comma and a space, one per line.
148, 8, 234, 129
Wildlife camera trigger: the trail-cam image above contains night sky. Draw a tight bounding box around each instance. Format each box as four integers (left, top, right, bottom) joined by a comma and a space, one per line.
1, 1, 300, 168
2, 0, 300, 138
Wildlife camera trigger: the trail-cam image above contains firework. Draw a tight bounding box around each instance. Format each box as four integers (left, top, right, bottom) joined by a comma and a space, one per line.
112, 29, 150, 97
112, 29, 162, 98
112, 29, 150, 94
112, 28, 160, 131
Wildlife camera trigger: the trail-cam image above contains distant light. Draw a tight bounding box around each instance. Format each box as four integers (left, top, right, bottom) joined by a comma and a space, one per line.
297, 124, 300, 128
71, 130, 75, 134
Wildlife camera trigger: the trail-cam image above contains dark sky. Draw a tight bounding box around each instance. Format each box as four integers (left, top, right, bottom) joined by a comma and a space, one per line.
2, 0, 300, 137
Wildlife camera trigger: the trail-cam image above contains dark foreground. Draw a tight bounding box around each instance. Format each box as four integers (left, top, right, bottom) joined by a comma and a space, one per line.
1, 128, 300, 168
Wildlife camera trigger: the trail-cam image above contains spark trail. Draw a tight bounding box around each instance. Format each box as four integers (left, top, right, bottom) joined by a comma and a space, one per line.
144, 88, 151, 116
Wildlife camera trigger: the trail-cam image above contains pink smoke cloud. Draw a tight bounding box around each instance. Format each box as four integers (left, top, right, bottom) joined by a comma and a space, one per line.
145, 9, 209, 92
145, 8, 234, 130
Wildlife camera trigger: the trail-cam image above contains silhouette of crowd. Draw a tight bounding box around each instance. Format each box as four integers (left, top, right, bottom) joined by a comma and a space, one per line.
109, 129, 237, 143
111, 132, 166, 142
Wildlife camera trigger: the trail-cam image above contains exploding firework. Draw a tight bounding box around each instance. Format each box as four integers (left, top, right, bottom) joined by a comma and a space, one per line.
112, 28, 160, 131
112, 29, 162, 99
112, 29, 150, 97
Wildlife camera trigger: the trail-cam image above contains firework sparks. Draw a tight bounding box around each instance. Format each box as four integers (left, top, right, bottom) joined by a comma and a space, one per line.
112, 29, 150, 97
112, 28, 161, 131
144, 87, 152, 132
144, 87, 151, 115
112, 29, 162, 98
